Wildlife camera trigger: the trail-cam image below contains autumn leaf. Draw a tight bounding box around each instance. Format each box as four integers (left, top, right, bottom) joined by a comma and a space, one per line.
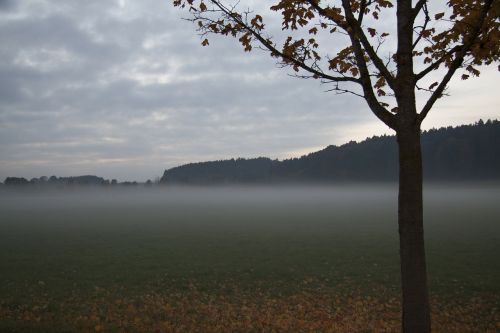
466, 65, 480, 76
309, 27, 318, 35
435, 12, 445, 20
374, 76, 386, 89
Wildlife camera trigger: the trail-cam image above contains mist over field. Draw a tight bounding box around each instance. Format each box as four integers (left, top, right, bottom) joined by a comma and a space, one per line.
2, 182, 498, 216
1, 184, 499, 282
1, 184, 399, 210
1, 183, 499, 330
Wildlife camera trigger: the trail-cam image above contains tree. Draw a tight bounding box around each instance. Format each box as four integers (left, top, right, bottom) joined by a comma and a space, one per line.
173, 0, 499, 331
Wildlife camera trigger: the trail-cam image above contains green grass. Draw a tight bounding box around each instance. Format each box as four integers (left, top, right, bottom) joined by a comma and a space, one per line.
0, 185, 499, 330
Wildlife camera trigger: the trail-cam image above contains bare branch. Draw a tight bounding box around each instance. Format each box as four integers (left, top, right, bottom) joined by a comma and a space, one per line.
412, 2, 429, 50
416, 84, 449, 96
412, 0, 427, 20
325, 84, 366, 99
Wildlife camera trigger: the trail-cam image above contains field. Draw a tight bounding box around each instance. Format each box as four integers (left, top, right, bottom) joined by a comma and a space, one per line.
0, 184, 499, 332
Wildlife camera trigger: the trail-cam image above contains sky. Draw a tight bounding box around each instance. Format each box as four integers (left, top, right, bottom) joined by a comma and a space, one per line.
0, 0, 498, 182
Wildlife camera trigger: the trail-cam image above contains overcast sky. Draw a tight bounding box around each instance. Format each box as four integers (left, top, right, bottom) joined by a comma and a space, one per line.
0, 0, 498, 181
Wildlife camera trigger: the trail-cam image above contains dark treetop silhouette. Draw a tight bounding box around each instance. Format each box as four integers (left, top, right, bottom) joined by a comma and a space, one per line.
2, 176, 140, 187
172, 1, 499, 331
160, 120, 500, 184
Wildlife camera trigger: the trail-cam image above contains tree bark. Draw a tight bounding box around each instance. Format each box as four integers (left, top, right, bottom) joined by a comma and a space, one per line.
397, 125, 431, 333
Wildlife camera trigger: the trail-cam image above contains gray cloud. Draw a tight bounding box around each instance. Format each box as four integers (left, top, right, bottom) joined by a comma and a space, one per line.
0, 0, 15, 11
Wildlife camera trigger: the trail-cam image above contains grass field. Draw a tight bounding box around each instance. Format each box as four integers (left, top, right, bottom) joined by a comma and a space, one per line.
0, 184, 499, 332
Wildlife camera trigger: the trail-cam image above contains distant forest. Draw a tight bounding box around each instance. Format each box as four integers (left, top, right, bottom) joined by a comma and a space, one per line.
160, 120, 500, 184
2, 175, 148, 187
2, 120, 499, 187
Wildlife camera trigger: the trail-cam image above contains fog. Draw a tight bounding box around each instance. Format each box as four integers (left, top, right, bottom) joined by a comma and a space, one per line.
1, 183, 499, 231
1, 182, 498, 210
1, 183, 498, 303
1, 183, 399, 208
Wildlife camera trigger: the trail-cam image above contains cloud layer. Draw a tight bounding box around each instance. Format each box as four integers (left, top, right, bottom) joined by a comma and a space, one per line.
0, 1, 498, 181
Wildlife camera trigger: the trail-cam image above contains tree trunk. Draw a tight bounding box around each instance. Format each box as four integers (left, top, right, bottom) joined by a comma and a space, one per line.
397, 125, 431, 333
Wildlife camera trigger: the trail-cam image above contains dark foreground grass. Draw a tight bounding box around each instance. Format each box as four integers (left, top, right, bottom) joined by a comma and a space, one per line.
0, 185, 499, 332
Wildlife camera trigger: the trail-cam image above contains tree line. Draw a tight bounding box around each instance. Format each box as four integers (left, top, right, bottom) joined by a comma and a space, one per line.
2, 175, 154, 187
160, 120, 500, 184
